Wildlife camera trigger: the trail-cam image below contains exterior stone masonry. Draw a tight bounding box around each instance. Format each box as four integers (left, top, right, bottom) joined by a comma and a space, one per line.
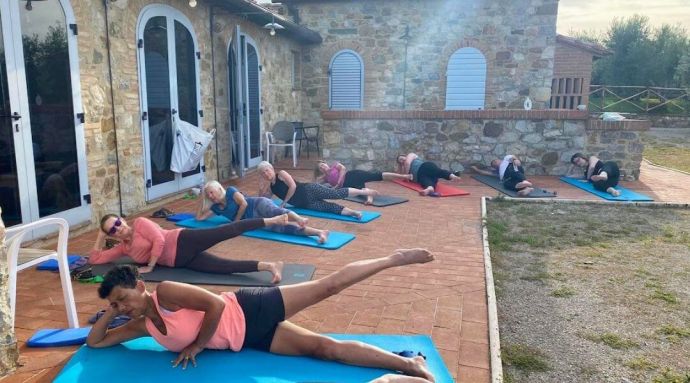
72, 0, 302, 220
320, 110, 649, 179
292, 0, 559, 122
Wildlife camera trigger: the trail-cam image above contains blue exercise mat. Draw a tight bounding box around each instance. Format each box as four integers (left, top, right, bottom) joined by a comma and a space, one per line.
176, 216, 356, 250
166, 213, 196, 222
273, 200, 381, 223
27, 327, 92, 347
559, 176, 653, 201
36, 255, 84, 271
55, 334, 453, 382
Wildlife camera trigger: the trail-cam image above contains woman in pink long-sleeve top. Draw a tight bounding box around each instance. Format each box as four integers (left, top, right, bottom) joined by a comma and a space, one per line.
89, 214, 286, 283
86, 249, 436, 382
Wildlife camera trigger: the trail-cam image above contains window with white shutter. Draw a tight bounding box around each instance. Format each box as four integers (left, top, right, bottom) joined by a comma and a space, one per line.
329, 50, 363, 110
445, 47, 487, 110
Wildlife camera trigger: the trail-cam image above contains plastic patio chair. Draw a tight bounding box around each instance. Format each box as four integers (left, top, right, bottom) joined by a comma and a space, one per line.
265, 120, 297, 167
6, 217, 79, 328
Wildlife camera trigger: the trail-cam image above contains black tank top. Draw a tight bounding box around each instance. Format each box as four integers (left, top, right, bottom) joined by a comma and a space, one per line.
270, 177, 307, 206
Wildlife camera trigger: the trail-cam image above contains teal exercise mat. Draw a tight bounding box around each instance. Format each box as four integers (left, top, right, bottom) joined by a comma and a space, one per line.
559, 176, 653, 201
27, 327, 92, 347
166, 213, 195, 222
55, 334, 454, 383
273, 200, 381, 223
175, 216, 355, 250
344, 194, 409, 207
91, 259, 315, 287
472, 175, 557, 198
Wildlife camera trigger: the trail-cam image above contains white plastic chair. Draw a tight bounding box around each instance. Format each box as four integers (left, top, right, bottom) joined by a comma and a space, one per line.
6, 217, 79, 328
265, 121, 297, 168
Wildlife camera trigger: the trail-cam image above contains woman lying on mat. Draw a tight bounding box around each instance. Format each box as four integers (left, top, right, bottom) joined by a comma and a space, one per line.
396, 153, 461, 197
86, 249, 436, 382
472, 155, 535, 197
257, 161, 378, 219
314, 161, 412, 204
568, 153, 621, 197
197, 180, 330, 244
89, 214, 287, 283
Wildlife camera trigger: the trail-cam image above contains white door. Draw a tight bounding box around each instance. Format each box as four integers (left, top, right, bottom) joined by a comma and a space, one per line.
235, 33, 263, 170
0, 0, 90, 232
137, 5, 204, 201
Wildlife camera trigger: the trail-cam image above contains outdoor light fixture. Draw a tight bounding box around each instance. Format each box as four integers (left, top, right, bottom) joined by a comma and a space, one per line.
263, 15, 284, 36
188, 0, 197, 8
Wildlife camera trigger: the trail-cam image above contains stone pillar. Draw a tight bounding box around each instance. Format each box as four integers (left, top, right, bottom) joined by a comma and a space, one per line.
0, 207, 19, 377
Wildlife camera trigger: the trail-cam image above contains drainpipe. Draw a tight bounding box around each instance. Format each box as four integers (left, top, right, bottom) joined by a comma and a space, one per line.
103, 0, 124, 217
210, 5, 221, 182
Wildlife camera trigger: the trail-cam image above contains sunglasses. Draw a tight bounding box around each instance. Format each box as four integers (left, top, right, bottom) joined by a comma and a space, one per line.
107, 218, 122, 235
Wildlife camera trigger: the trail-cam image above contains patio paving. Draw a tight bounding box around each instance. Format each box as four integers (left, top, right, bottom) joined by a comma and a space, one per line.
5, 158, 690, 383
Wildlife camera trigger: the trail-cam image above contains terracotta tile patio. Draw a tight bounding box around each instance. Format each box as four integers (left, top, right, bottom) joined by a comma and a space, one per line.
5, 158, 690, 383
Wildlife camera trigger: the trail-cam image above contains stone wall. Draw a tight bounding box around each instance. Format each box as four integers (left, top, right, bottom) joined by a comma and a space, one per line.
293, 0, 559, 122
0, 208, 19, 377
630, 115, 690, 129
320, 110, 649, 180
73, 0, 300, 223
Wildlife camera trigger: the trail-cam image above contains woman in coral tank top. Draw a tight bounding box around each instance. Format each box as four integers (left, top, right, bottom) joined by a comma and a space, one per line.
86, 249, 436, 382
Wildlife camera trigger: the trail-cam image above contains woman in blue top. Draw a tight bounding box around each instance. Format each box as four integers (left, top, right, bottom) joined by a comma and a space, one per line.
396, 153, 461, 196
196, 181, 330, 244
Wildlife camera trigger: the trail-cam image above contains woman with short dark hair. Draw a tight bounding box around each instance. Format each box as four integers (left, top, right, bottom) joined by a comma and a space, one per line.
86, 249, 436, 382
569, 153, 621, 197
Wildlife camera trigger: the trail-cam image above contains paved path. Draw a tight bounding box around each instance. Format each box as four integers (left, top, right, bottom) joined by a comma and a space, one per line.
7, 159, 690, 383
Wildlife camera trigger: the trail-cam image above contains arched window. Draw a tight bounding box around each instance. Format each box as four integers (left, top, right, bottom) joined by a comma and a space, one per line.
445, 47, 487, 110
329, 50, 363, 110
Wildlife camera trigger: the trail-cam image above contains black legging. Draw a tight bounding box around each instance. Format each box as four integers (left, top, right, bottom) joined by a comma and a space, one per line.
417, 162, 452, 189
591, 161, 620, 192
343, 170, 383, 189
174, 218, 264, 273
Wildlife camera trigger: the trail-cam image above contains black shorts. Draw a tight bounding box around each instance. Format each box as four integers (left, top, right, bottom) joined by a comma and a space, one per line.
502, 165, 526, 191
235, 287, 285, 351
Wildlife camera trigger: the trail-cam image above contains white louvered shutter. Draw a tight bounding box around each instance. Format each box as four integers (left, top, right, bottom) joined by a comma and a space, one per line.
329, 50, 363, 110
445, 47, 487, 110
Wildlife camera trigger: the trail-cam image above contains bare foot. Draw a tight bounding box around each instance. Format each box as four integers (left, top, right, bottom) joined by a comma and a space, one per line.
266, 214, 289, 226
390, 248, 434, 267
405, 356, 435, 382
317, 229, 329, 244
364, 188, 379, 197
608, 187, 621, 197
352, 210, 363, 220
269, 261, 284, 284
419, 187, 434, 196
449, 174, 461, 182
365, 195, 374, 205
517, 187, 534, 197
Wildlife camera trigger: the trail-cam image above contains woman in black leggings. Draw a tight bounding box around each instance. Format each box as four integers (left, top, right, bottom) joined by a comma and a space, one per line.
396, 153, 461, 196
89, 214, 288, 283
569, 153, 621, 197
314, 161, 412, 204
257, 161, 378, 219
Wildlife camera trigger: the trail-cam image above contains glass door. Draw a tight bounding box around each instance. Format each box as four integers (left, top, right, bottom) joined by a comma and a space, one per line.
0, 0, 90, 230
138, 5, 203, 201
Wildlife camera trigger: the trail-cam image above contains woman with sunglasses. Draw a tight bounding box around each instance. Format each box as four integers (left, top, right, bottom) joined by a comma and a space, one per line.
88, 214, 288, 283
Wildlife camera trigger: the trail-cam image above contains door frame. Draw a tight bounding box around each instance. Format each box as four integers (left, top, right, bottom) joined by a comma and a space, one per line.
1, 0, 90, 232
136, 4, 204, 201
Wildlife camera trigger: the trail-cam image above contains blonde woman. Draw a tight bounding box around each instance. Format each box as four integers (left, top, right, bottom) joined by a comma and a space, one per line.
257, 161, 377, 219
197, 181, 330, 244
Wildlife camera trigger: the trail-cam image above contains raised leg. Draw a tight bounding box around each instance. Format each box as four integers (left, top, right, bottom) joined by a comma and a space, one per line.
347, 187, 379, 198
278, 249, 433, 319
382, 172, 413, 182
269, 321, 435, 381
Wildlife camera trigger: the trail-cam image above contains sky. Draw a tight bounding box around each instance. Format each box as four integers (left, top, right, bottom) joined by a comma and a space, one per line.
556, 0, 689, 34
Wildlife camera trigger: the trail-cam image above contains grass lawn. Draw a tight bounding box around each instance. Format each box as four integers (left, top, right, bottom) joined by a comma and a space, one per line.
642, 129, 690, 173
487, 200, 690, 383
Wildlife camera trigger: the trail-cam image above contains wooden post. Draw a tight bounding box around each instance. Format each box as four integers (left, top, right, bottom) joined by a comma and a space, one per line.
0, 207, 19, 377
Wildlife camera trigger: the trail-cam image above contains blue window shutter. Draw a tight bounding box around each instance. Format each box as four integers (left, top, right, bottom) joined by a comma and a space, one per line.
445, 47, 487, 110
329, 50, 363, 110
